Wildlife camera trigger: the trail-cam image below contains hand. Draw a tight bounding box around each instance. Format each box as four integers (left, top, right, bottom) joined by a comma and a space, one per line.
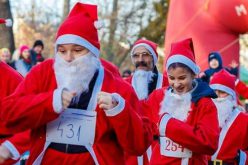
198, 72, 206, 78
229, 60, 238, 69
62, 89, 76, 109
0, 145, 11, 164
97, 92, 118, 110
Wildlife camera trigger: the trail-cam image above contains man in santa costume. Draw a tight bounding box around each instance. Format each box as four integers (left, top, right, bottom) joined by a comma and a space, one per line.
125, 39, 168, 100
142, 38, 219, 165
209, 69, 248, 165
0, 3, 153, 165
125, 39, 168, 165
0, 18, 30, 165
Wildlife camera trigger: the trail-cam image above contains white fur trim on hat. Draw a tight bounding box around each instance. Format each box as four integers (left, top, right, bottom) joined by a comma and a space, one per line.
166, 54, 200, 74
210, 84, 237, 101
130, 43, 158, 64
56, 34, 100, 57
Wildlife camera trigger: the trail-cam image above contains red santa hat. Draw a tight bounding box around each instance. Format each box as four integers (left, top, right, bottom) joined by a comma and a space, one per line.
130, 39, 158, 64
0, 18, 12, 27
165, 38, 200, 74
210, 69, 237, 101
20, 45, 30, 55
55, 3, 102, 57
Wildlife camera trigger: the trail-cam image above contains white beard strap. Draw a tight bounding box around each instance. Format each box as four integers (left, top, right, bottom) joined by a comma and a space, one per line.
160, 89, 192, 122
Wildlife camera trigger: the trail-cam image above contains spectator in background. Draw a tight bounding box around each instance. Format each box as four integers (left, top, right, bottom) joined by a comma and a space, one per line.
36, 55, 45, 65
0, 48, 15, 69
199, 52, 238, 83
30, 40, 44, 66
14, 45, 32, 77
122, 69, 132, 78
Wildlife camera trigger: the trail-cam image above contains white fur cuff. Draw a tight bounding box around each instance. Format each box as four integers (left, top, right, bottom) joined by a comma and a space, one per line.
159, 113, 172, 137
104, 93, 125, 116
235, 78, 240, 86
53, 88, 64, 114
2, 140, 20, 160
239, 150, 247, 165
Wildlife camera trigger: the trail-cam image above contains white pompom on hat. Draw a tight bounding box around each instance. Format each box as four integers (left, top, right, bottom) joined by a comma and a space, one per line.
0, 18, 12, 27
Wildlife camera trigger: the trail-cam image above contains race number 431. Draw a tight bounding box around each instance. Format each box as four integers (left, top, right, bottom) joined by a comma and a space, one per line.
56, 120, 82, 142
46, 109, 97, 146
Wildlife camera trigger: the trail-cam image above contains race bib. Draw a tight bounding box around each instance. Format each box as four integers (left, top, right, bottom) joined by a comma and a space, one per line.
160, 137, 192, 158
46, 108, 97, 146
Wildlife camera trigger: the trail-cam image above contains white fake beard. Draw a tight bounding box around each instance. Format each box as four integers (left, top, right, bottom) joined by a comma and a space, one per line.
160, 90, 192, 122
54, 52, 100, 96
132, 70, 154, 100
212, 96, 236, 128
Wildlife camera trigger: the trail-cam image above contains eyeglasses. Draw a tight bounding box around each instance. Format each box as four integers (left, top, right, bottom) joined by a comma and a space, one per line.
131, 52, 151, 59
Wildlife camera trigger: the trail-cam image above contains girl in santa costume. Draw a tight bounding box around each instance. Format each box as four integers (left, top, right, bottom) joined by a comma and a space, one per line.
209, 69, 248, 165
143, 38, 219, 165
0, 3, 153, 165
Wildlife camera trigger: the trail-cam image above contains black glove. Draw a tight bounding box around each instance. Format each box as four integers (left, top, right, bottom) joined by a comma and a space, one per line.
235, 150, 241, 164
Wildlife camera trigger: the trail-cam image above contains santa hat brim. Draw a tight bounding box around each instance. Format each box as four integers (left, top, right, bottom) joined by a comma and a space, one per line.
55, 34, 100, 57
166, 54, 200, 74
130, 43, 158, 64
210, 84, 236, 101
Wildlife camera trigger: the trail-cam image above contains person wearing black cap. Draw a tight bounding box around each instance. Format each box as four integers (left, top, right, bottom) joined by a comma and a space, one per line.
199, 51, 238, 83
30, 40, 44, 66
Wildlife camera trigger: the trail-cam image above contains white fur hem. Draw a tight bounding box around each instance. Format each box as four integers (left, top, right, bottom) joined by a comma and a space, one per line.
159, 113, 172, 137
104, 93, 125, 116
53, 88, 64, 113
235, 78, 240, 86
239, 150, 247, 165
2, 140, 20, 160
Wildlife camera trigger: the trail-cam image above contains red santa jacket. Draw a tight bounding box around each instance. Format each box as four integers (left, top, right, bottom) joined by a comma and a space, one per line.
125, 68, 168, 165
143, 80, 219, 165
210, 111, 248, 164
235, 79, 248, 99
0, 62, 30, 165
100, 58, 121, 77
0, 59, 153, 165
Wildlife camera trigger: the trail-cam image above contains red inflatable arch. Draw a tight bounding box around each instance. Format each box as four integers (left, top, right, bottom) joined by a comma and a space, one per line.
164, 0, 248, 72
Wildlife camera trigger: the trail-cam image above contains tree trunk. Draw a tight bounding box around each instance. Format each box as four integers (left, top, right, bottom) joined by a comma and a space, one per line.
0, 0, 15, 53
107, 0, 118, 62
62, 0, 70, 21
